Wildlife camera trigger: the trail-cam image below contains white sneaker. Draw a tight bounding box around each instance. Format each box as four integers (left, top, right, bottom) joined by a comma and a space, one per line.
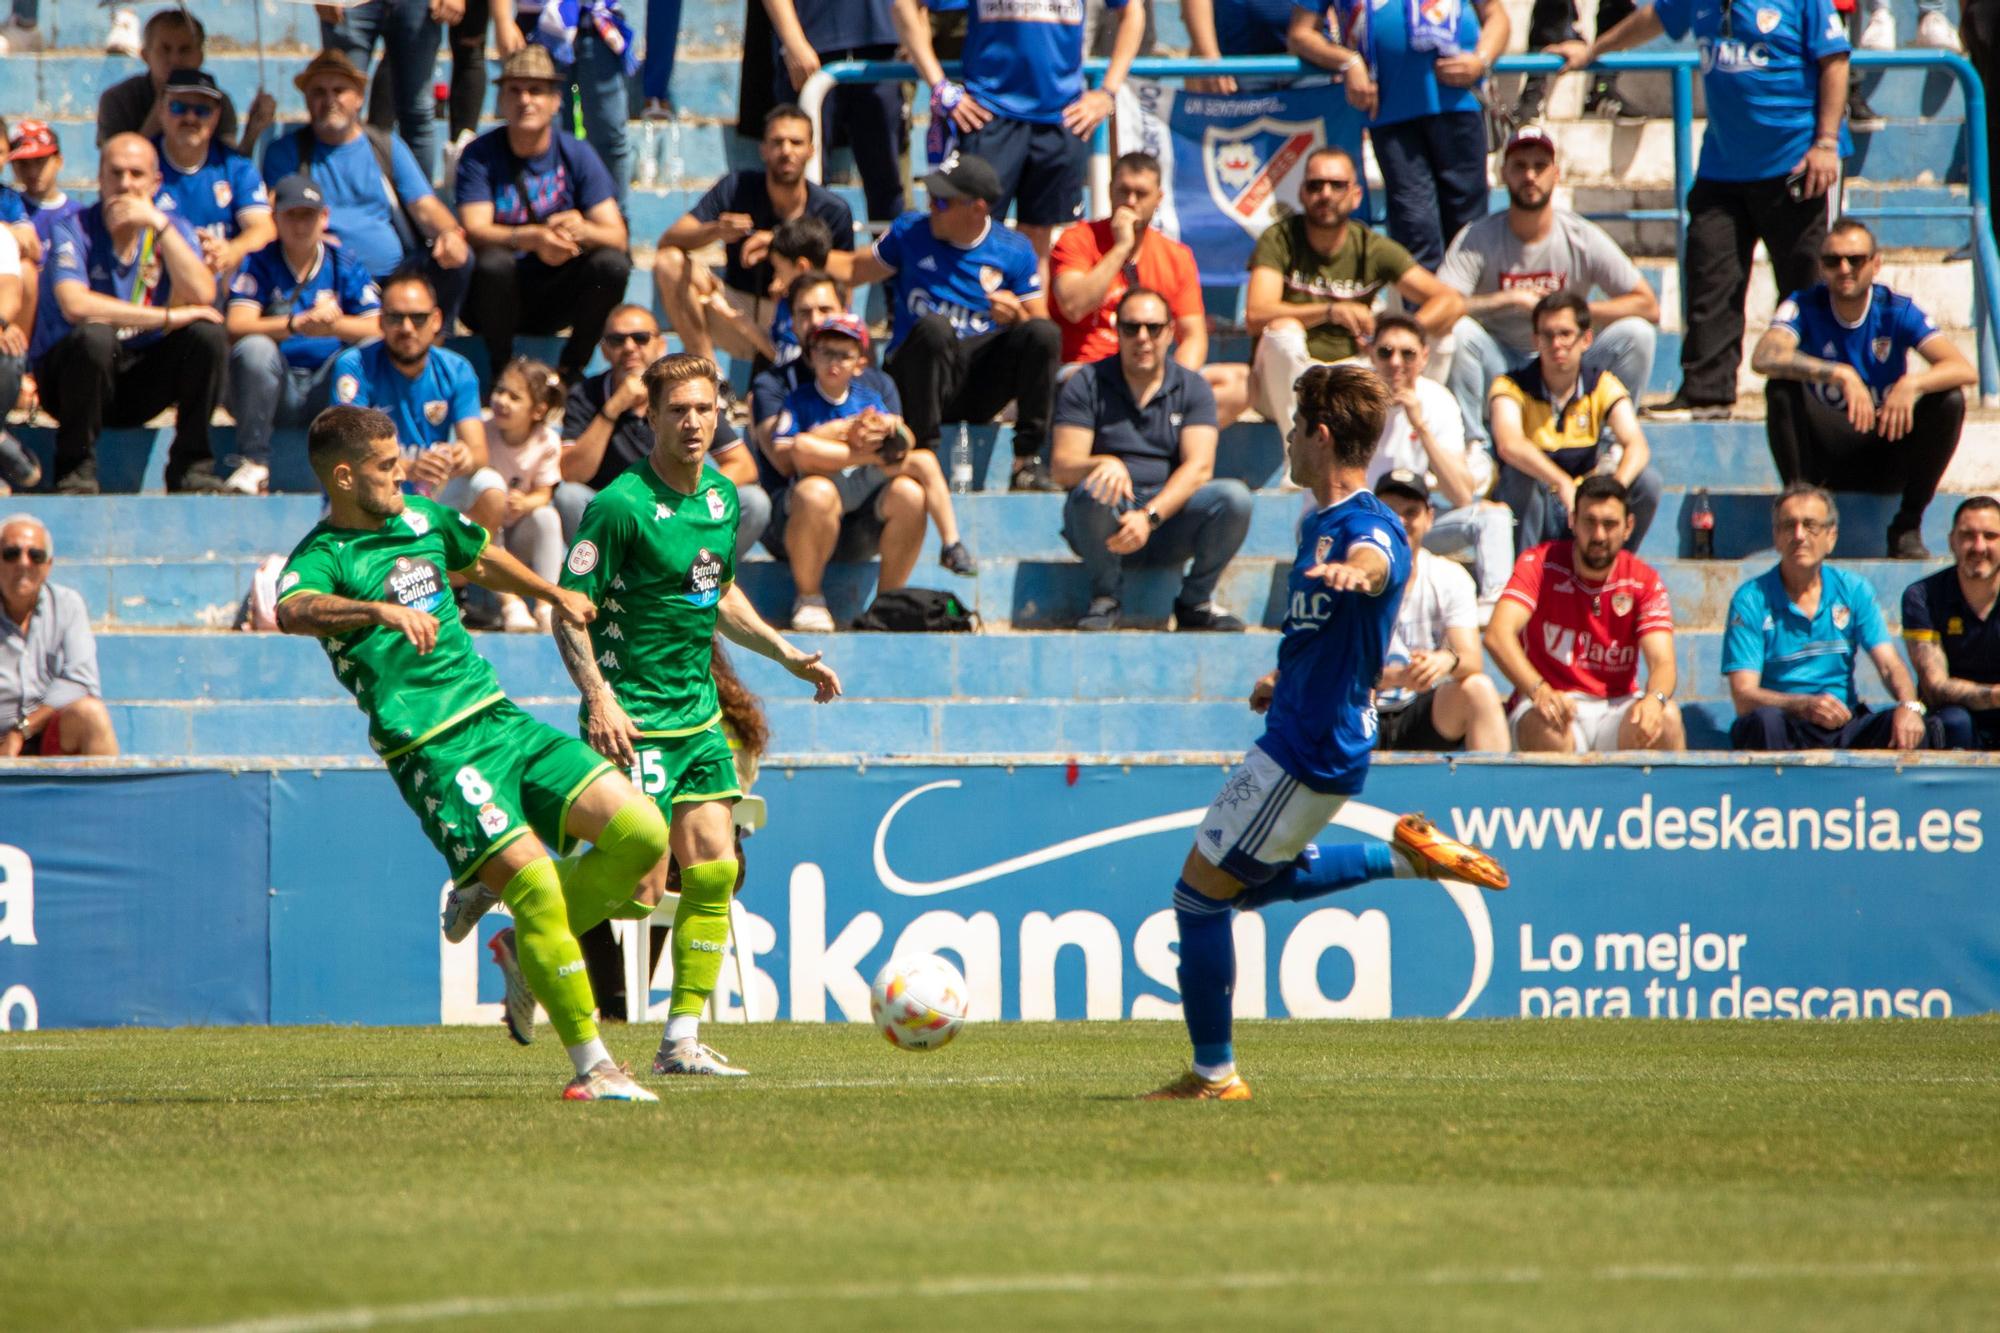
1858, 8, 1896, 50
440, 129, 474, 202
441, 882, 500, 944
489, 927, 536, 1045
652, 1037, 749, 1076
0, 18, 45, 53
222, 460, 269, 496
499, 597, 538, 633
1916, 12, 1963, 52
564, 1060, 660, 1102
791, 599, 835, 633
105, 8, 140, 58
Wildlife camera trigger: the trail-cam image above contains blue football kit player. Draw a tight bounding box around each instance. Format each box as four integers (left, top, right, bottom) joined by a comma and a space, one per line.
1147, 364, 1508, 1102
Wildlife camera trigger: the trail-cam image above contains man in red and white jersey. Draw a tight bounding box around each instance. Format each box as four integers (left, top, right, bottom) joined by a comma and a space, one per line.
1483, 474, 1686, 752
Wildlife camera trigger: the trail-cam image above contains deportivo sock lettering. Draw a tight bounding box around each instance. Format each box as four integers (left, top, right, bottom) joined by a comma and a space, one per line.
668, 859, 737, 1019
501, 858, 601, 1049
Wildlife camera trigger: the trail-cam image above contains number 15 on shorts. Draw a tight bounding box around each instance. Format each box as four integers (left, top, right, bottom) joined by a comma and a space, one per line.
631, 749, 666, 795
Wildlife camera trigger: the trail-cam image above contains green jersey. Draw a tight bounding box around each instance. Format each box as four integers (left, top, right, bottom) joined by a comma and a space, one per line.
277, 495, 501, 758
560, 460, 738, 736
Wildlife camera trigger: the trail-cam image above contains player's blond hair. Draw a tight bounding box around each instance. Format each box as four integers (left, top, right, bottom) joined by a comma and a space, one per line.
643, 352, 725, 416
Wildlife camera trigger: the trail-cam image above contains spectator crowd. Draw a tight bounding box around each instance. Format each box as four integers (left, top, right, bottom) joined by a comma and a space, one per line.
2, 1, 1998, 761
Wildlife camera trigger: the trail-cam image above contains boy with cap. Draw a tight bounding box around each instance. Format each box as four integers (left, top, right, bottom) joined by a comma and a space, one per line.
222, 174, 384, 495
152, 68, 273, 278
8, 120, 84, 242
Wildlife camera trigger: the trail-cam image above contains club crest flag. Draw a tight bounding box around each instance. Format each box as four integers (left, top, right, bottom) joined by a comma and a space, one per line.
1114, 81, 1367, 283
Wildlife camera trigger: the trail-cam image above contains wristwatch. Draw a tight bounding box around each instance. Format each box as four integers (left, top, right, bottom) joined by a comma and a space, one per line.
1650, 690, 1671, 706
13, 717, 31, 738
1143, 507, 1162, 530
1900, 699, 1928, 716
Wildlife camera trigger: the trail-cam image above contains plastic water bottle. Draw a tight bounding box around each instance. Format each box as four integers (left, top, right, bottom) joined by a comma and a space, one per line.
950, 424, 974, 494
665, 111, 686, 193
635, 117, 659, 189
1690, 488, 1716, 560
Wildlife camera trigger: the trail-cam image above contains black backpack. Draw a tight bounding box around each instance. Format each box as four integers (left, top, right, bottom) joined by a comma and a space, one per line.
851, 588, 980, 632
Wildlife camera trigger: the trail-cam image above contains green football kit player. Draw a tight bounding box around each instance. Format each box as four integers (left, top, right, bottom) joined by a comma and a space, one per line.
556, 353, 842, 1077
277, 404, 670, 1103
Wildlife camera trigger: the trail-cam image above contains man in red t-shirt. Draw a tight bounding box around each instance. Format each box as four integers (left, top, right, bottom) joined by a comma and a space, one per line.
1049, 151, 1249, 426
1483, 474, 1686, 752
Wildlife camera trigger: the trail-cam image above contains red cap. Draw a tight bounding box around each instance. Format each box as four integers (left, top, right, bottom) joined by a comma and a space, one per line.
8, 119, 58, 162
1503, 123, 1559, 160
808, 312, 871, 352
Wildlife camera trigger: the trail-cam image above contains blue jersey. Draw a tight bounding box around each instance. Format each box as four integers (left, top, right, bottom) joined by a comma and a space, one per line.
24, 193, 86, 246
154, 138, 270, 244
774, 377, 897, 448
1219, 0, 1297, 53
330, 342, 483, 479
227, 240, 383, 369
263, 128, 437, 280
771, 301, 800, 368
948, 0, 1127, 125
1259, 489, 1411, 794
1722, 563, 1891, 709
1307, 0, 1482, 128
30, 206, 206, 365
1772, 283, 1939, 408
1652, 0, 1851, 182
872, 211, 1043, 353
0, 185, 25, 226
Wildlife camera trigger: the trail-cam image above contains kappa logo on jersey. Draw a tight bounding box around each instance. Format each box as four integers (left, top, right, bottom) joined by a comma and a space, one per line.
1204, 116, 1324, 237
567, 540, 598, 575
477, 803, 509, 836
684, 547, 723, 608
655, 502, 671, 521
706, 488, 727, 521
423, 400, 448, 426
385, 556, 447, 614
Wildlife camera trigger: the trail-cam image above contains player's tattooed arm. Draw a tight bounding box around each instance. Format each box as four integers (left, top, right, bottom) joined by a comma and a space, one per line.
1908, 638, 2000, 710
1750, 327, 1847, 386
553, 618, 641, 766
278, 592, 438, 654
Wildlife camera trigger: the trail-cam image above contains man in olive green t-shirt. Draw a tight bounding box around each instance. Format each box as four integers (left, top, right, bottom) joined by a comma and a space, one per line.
1245, 146, 1466, 446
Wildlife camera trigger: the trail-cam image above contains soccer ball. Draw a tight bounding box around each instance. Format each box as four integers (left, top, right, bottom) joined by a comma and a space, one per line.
870, 955, 969, 1052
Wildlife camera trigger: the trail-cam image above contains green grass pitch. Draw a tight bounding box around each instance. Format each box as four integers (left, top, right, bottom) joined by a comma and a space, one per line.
4, 1019, 1999, 1331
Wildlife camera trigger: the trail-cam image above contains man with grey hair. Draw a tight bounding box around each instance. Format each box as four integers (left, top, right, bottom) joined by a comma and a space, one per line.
1722, 483, 1942, 750
1, 514, 118, 757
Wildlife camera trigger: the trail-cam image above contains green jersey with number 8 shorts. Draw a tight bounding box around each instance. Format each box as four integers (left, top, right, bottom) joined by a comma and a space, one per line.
560, 463, 743, 810
278, 495, 614, 885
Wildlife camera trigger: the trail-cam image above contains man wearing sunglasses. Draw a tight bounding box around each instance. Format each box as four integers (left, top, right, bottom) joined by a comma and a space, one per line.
557, 303, 769, 559
1051, 288, 1251, 631
1752, 217, 1974, 559
0, 514, 117, 758
151, 69, 273, 281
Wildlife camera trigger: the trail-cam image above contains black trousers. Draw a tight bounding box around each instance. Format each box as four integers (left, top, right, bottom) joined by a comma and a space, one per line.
1526, 0, 1636, 49
1731, 703, 1943, 751
38, 320, 227, 485
1968, 3, 2000, 261
886, 315, 1061, 460
774, 43, 907, 222
463, 244, 634, 378
1765, 380, 1964, 535
1680, 174, 1828, 405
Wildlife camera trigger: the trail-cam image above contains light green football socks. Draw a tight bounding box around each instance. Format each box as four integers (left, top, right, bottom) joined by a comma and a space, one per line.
500, 858, 598, 1049
559, 798, 670, 936
668, 858, 738, 1019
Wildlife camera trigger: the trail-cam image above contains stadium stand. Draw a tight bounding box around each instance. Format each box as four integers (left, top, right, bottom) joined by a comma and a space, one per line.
0, 0, 1995, 762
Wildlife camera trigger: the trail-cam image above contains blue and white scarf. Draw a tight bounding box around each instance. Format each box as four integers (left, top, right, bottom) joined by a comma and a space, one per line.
535, 1, 641, 78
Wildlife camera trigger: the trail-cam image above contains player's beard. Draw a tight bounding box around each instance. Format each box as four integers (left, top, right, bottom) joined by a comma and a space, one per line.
1577, 538, 1619, 576
358, 486, 406, 520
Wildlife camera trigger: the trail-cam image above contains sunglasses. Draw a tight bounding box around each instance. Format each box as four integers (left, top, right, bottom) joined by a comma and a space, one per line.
1118, 319, 1169, 338
601, 329, 657, 346
1819, 253, 1872, 270
381, 309, 436, 326
167, 99, 218, 119
1302, 178, 1353, 193
1, 545, 49, 564
1373, 346, 1421, 362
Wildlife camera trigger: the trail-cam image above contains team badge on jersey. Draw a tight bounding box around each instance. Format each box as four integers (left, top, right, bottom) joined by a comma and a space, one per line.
1948, 616, 1965, 636
279, 570, 300, 593
684, 547, 723, 607
1756, 7, 1779, 31
213, 180, 233, 210
1833, 605, 1851, 630
567, 540, 598, 575
978, 265, 1004, 294
706, 488, 726, 520
402, 508, 431, 536
1872, 337, 1893, 363
477, 803, 509, 836
385, 556, 446, 614
336, 374, 359, 403
1314, 535, 1333, 564
1612, 592, 1634, 617
424, 400, 448, 426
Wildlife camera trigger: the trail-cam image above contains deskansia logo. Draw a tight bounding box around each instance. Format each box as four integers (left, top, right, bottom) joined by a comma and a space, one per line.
0, 844, 39, 1031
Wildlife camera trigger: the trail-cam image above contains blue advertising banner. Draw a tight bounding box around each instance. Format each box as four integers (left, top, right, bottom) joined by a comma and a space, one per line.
1113, 80, 1368, 283
3, 760, 1997, 1030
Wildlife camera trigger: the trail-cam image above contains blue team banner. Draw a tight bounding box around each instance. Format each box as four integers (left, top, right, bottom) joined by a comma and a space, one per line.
1113, 80, 1369, 284
3, 760, 1998, 1029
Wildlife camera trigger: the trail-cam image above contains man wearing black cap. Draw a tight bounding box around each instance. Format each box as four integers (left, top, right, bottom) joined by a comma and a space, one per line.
456, 44, 630, 379
1371, 469, 1511, 752
839, 152, 1063, 492
151, 69, 274, 279
221, 175, 384, 494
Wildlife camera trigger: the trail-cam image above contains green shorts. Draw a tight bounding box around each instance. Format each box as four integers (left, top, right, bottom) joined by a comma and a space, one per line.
626, 720, 742, 816
386, 700, 616, 886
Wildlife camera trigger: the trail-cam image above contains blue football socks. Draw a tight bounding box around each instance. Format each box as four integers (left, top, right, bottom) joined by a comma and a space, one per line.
1173, 880, 1236, 1072
1235, 841, 1401, 911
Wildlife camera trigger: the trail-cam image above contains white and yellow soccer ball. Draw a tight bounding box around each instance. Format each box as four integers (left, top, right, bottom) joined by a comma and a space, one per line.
870, 954, 969, 1052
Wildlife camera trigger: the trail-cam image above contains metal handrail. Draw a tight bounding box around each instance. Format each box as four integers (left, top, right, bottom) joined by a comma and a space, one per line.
798, 50, 1998, 402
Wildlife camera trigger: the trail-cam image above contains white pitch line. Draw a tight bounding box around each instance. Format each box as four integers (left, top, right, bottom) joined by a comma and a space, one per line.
150, 1258, 2000, 1333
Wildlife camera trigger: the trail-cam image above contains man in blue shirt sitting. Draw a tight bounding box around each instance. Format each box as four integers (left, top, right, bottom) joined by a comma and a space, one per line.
221, 176, 383, 495
456, 45, 631, 381
152, 69, 272, 283
1902, 496, 2000, 751
839, 153, 1063, 492
1051, 288, 1251, 632
1722, 484, 1941, 750
32, 134, 228, 494
1751, 218, 1976, 559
